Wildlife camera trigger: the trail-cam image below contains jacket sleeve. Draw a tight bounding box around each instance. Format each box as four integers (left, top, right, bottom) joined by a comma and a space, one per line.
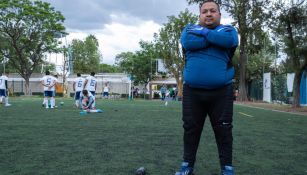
206, 25, 238, 49
180, 25, 209, 51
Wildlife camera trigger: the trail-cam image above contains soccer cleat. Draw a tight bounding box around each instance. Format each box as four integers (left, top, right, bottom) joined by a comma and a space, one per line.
221, 166, 234, 175
175, 162, 194, 175
5, 104, 11, 107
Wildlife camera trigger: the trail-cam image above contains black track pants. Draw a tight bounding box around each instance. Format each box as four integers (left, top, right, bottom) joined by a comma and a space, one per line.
182, 83, 233, 168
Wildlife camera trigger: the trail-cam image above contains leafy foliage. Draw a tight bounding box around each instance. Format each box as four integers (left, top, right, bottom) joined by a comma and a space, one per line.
115, 41, 156, 85
154, 9, 198, 97
99, 63, 121, 73
0, 0, 65, 94
270, 0, 307, 107
70, 35, 101, 73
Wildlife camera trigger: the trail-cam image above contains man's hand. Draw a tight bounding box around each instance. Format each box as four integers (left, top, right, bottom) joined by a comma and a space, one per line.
187, 25, 209, 36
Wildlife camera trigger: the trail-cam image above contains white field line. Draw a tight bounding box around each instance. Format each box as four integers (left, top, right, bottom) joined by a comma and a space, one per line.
235, 103, 307, 116
238, 112, 254, 118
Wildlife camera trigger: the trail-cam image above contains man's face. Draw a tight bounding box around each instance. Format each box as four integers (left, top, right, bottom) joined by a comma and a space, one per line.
199, 2, 221, 29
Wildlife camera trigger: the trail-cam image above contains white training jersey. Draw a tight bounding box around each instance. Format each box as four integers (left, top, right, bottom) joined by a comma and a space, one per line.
41, 75, 56, 91
74, 77, 85, 92
0, 75, 8, 90
103, 86, 109, 92
85, 76, 97, 92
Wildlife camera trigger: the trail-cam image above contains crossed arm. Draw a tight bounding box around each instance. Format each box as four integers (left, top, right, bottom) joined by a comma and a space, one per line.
181, 24, 238, 51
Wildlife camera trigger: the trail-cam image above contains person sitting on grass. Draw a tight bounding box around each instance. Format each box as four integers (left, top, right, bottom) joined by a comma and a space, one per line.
79, 90, 95, 111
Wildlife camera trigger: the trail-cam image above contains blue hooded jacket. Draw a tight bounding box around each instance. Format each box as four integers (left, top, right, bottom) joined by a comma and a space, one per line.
181, 24, 238, 89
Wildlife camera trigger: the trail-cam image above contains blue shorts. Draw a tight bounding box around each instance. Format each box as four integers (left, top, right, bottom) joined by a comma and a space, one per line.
103, 92, 109, 97
44, 91, 54, 97
90, 91, 96, 96
0, 89, 7, 97
75, 91, 81, 100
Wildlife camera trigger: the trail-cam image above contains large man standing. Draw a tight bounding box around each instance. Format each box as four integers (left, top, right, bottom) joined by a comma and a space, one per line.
175, 1, 238, 175
0, 72, 11, 106
41, 71, 56, 109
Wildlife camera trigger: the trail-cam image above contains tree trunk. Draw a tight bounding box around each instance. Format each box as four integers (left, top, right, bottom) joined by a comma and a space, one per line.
24, 77, 30, 95
292, 70, 302, 108
238, 39, 248, 101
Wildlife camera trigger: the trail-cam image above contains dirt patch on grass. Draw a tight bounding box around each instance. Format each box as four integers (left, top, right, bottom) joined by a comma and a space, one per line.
235, 101, 307, 116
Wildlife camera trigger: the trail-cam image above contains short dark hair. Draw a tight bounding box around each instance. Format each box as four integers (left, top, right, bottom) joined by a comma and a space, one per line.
199, 0, 221, 12
90, 72, 95, 76
77, 73, 81, 77
46, 70, 50, 75
82, 90, 88, 96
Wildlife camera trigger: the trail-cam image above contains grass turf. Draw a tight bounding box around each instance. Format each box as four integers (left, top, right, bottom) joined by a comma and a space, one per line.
0, 97, 307, 175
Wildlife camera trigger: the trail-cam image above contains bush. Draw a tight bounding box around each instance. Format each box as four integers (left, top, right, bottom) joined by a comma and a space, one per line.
70, 93, 75, 97
13, 92, 25, 96
153, 92, 160, 99
139, 94, 150, 99
55, 93, 63, 97
121, 94, 128, 98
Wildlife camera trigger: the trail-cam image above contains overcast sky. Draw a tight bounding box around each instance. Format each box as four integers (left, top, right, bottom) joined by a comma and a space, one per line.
42, 0, 233, 66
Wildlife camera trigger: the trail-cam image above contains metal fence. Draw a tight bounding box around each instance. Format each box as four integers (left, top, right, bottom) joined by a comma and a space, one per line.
248, 74, 291, 103
6, 73, 131, 97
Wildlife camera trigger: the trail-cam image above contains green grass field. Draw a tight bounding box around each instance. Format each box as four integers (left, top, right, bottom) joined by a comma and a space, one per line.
0, 97, 307, 175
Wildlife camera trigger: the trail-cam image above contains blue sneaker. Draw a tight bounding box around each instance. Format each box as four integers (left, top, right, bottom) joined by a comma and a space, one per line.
175, 162, 194, 175
221, 165, 234, 175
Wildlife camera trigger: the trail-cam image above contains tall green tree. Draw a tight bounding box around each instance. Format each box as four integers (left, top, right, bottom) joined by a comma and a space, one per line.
99, 63, 121, 73
270, 0, 307, 107
115, 41, 156, 85
187, 0, 270, 101
246, 35, 275, 82
0, 0, 65, 94
71, 35, 101, 73
154, 9, 198, 97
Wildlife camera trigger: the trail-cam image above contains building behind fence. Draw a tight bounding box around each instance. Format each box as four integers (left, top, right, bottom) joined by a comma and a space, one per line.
7, 72, 307, 104
7, 73, 130, 97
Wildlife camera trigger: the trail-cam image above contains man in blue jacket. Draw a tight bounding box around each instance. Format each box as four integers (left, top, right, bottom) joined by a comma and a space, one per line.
175, 1, 238, 175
